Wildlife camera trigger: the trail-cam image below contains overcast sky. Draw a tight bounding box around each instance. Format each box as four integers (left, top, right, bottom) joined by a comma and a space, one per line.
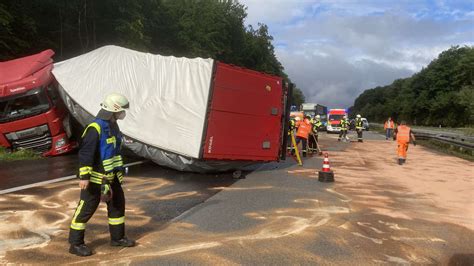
239, 0, 474, 109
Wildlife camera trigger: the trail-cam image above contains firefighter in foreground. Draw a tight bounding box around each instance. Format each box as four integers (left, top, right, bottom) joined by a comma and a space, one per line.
355, 114, 364, 142
393, 120, 416, 165
68, 93, 135, 256
338, 115, 349, 141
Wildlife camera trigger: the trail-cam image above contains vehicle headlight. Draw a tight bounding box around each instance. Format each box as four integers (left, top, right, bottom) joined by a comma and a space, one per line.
55, 138, 66, 148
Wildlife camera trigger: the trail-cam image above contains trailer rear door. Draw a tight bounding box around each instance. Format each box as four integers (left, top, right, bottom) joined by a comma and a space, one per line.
202, 62, 284, 161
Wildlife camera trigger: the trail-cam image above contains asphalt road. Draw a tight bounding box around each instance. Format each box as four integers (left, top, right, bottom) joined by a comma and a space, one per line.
0, 152, 142, 191
1, 131, 473, 264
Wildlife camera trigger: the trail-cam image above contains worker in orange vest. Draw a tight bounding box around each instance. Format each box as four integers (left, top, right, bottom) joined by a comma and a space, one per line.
393, 121, 416, 165
384, 117, 395, 140
295, 115, 312, 157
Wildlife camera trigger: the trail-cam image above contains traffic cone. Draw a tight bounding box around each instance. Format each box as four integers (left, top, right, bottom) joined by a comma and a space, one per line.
318, 153, 334, 182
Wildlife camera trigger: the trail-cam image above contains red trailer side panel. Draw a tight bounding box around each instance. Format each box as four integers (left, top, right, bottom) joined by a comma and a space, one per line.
202, 62, 283, 161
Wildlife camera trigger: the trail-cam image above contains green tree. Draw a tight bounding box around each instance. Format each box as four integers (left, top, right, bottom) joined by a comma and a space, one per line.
352, 46, 474, 127
291, 87, 305, 107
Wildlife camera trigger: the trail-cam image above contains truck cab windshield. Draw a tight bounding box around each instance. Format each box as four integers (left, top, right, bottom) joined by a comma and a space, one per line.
0, 87, 51, 123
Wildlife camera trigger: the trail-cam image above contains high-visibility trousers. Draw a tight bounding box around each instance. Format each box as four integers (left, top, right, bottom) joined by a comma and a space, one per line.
69, 178, 126, 245
397, 142, 409, 159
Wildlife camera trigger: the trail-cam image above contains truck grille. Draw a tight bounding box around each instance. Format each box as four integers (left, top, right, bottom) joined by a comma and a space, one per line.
5, 125, 52, 153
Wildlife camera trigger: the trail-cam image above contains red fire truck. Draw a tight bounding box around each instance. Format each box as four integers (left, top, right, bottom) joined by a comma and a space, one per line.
0, 50, 76, 155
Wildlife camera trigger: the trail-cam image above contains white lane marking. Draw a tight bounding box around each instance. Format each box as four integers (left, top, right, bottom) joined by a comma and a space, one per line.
0, 160, 147, 195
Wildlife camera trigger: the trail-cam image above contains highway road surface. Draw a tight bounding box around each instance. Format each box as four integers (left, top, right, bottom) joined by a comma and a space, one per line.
1, 131, 473, 265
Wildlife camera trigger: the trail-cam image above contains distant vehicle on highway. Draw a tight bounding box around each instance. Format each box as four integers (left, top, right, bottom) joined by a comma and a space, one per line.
362, 118, 369, 131
300, 103, 328, 129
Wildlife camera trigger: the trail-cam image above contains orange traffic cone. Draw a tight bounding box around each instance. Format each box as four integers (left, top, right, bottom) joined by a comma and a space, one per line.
318, 153, 334, 182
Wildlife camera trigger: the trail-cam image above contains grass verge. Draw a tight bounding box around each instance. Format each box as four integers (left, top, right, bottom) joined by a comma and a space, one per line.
0, 147, 42, 162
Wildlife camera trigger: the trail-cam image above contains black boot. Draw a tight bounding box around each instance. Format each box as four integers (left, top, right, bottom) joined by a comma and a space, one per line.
111, 237, 136, 247
69, 244, 92, 256
401, 159, 406, 164
398, 159, 403, 165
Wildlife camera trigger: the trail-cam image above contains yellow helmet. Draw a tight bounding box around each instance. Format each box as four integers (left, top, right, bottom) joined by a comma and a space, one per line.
101, 93, 129, 113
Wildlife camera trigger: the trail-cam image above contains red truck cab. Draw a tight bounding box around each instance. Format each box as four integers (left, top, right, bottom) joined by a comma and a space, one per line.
326, 108, 348, 133
0, 50, 76, 155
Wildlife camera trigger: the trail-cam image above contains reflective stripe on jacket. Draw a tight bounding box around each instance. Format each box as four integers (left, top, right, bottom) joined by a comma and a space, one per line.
384, 120, 394, 129
296, 119, 311, 139
313, 120, 322, 133
396, 125, 410, 143
288, 119, 296, 135
355, 118, 363, 130
79, 119, 124, 184
340, 119, 349, 130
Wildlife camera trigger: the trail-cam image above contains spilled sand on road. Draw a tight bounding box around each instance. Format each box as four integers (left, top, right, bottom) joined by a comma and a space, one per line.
330, 140, 474, 230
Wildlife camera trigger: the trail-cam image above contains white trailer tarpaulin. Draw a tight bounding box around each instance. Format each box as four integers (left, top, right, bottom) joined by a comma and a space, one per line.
53, 45, 213, 159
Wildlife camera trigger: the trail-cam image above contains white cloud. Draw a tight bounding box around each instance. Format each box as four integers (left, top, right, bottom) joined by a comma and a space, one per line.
239, 0, 474, 108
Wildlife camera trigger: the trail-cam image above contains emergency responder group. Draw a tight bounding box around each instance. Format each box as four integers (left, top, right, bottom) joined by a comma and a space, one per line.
69, 93, 135, 257
288, 114, 324, 157
288, 114, 358, 156
288, 113, 367, 159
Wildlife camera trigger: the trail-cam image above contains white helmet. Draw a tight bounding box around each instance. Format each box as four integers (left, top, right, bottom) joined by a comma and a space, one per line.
315, 115, 320, 119
343, 115, 347, 119
356, 114, 361, 118
101, 93, 129, 113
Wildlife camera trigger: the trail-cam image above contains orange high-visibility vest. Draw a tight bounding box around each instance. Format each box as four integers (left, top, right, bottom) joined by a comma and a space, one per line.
296, 119, 311, 139
396, 125, 410, 143
384, 120, 394, 129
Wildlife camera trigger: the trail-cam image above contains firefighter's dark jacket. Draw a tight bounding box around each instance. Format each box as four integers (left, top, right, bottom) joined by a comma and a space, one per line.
78, 118, 124, 184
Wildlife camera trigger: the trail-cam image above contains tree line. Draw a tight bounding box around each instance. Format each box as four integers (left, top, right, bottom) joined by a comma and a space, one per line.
351, 46, 474, 127
0, 0, 305, 106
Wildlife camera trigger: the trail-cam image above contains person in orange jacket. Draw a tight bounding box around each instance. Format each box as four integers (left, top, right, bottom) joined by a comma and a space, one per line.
393, 120, 416, 165
294, 115, 312, 157
384, 117, 395, 140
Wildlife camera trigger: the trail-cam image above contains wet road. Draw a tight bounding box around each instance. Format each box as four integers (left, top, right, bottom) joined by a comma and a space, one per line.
0, 153, 141, 191
0, 154, 77, 190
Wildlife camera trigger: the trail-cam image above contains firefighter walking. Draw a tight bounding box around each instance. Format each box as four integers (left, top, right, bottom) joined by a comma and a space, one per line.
355, 114, 364, 142
68, 93, 135, 256
338, 115, 349, 141
393, 121, 416, 165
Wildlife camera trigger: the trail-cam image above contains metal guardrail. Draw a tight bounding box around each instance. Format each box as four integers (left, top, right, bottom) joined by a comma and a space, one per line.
372, 123, 474, 150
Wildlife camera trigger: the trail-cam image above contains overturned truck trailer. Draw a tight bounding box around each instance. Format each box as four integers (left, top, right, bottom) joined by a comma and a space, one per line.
53, 46, 288, 172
